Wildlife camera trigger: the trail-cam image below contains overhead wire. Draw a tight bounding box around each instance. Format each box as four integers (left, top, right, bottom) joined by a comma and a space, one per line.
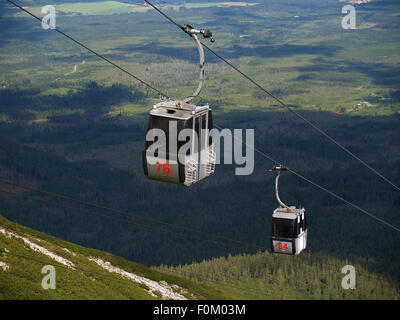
0, 178, 267, 251
2, 1, 399, 291
141, 0, 400, 232
6, 0, 399, 233
0, 188, 263, 253
3, 1, 399, 249
139, 0, 400, 194
6, 0, 170, 99
219, 124, 400, 233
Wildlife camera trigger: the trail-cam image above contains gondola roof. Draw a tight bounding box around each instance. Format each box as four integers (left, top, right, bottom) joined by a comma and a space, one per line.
272, 207, 304, 219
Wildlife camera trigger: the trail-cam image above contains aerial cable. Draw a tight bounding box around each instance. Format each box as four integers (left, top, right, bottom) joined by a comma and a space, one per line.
6, 0, 170, 99
140, 0, 400, 193
4, 1, 400, 285
0, 179, 267, 250
222, 124, 400, 233
287, 168, 400, 232
5, 2, 400, 233
0, 188, 262, 252
143, 0, 186, 31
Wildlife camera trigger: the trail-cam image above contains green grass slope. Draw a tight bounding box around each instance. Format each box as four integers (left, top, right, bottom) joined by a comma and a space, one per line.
0, 209, 399, 300
0, 214, 230, 300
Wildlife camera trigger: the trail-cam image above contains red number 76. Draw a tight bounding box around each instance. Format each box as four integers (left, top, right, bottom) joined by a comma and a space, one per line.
156, 161, 171, 174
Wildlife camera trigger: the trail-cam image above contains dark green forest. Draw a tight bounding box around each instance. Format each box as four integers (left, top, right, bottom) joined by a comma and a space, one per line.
0, 84, 399, 277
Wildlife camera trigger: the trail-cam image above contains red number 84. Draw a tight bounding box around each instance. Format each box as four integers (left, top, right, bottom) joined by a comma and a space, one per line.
278, 242, 288, 250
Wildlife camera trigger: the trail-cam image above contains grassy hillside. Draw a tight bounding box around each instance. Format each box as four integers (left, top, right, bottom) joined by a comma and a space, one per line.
0, 214, 230, 299
1, 214, 398, 300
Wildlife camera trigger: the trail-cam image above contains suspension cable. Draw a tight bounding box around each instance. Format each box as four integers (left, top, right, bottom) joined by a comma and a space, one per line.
140, 0, 400, 193
219, 124, 400, 233
4, 1, 400, 235
6, 0, 170, 99
0, 178, 267, 250
0, 188, 261, 252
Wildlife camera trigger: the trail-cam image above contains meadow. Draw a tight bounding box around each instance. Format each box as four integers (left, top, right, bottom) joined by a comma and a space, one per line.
11, 1, 258, 16
1, 0, 399, 119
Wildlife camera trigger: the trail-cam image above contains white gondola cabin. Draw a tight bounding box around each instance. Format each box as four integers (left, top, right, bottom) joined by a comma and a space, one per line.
269, 166, 308, 255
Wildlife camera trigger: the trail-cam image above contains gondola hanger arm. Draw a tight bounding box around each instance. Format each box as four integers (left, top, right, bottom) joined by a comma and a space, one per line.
269, 165, 291, 210
181, 25, 214, 104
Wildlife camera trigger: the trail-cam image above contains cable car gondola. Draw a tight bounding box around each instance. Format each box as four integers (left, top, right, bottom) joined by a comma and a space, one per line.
270, 166, 307, 255
143, 25, 216, 186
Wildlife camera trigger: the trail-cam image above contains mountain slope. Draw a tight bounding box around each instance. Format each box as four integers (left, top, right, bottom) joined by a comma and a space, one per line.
1, 214, 399, 300
0, 214, 230, 300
